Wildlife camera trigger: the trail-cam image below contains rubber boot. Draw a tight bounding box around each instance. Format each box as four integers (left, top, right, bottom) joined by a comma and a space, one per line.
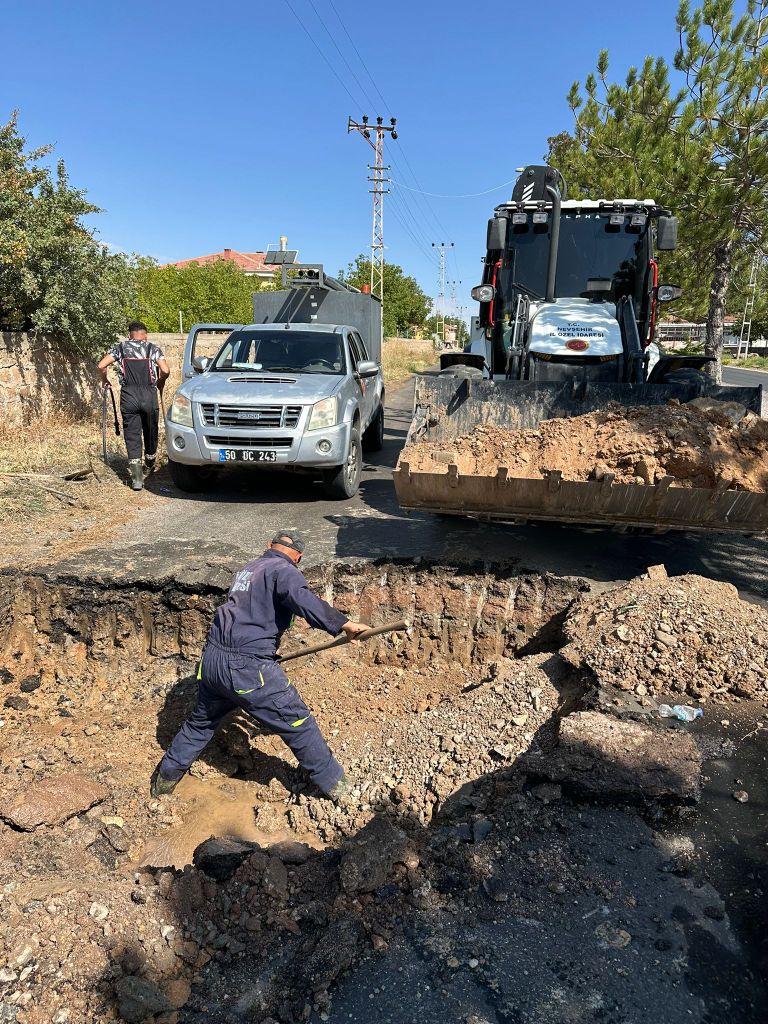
150, 764, 179, 798
326, 772, 354, 805
128, 459, 144, 491
143, 452, 157, 477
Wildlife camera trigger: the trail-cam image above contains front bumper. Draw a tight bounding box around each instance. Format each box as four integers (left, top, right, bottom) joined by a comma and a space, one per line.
165, 416, 351, 469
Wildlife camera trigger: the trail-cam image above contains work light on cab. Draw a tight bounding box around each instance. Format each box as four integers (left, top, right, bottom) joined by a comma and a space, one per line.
471, 284, 495, 303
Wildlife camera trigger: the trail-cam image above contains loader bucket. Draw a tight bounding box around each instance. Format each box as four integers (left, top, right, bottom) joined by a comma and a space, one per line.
393, 374, 768, 534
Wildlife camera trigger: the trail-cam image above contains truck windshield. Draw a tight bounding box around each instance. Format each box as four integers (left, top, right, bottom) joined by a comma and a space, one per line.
498, 213, 649, 307
210, 330, 345, 374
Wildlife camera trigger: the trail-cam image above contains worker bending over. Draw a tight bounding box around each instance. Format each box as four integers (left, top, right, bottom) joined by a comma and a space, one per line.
151, 530, 369, 801
97, 321, 170, 491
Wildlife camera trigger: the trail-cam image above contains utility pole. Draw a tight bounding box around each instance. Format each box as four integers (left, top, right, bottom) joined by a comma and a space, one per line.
431, 242, 453, 345
348, 116, 398, 320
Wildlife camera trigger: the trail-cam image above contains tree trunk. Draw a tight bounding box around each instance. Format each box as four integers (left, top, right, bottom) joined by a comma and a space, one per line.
704, 237, 735, 384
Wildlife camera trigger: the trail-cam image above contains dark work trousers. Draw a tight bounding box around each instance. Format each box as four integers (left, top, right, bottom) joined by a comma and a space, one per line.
120, 386, 159, 462
159, 640, 343, 794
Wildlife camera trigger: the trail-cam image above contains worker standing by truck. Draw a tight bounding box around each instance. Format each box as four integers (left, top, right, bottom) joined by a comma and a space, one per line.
97, 321, 170, 491
151, 530, 370, 801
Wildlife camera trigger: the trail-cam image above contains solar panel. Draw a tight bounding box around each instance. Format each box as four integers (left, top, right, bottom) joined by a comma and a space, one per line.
264, 250, 299, 265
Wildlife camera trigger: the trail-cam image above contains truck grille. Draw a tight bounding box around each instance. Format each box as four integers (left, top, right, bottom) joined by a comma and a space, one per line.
200, 403, 302, 429
206, 435, 293, 449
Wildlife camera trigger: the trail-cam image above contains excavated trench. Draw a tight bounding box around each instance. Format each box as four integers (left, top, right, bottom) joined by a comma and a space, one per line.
1, 561, 763, 1024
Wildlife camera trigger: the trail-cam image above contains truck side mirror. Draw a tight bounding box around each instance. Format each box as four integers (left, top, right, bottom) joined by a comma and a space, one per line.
192, 355, 211, 372
356, 359, 379, 378
656, 216, 678, 251
487, 217, 507, 252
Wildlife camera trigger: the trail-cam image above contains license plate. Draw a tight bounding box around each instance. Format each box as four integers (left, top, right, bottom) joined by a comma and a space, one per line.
219, 448, 277, 463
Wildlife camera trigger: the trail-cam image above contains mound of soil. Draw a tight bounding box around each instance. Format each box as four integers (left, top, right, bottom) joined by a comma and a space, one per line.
562, 564, 768, 705
402, 398, 768, 491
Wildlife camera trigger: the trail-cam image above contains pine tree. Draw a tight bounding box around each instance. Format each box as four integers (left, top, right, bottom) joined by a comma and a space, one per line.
548, 1, 768, 380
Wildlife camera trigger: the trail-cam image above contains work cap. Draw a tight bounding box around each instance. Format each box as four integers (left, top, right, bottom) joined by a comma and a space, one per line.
271, 529, 305, 554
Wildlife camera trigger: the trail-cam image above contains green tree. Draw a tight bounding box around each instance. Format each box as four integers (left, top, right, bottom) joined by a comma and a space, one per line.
339, 256, 431, 337
548, 1, 768, 380
0, 112, 134, 354
132, 258, 265, 332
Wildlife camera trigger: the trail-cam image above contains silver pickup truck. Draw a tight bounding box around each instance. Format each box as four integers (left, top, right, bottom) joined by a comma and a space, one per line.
165, 271, 384, 499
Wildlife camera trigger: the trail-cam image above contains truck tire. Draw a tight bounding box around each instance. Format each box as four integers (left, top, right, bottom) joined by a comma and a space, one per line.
322, 427, 362, 499
168, 459, 216, 493
660, 367, 710, 392
440, 365, 484, 381
362, 402, 384, 452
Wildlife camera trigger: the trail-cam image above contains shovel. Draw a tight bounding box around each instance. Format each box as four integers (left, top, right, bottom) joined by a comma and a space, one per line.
101, 384, 120, 465
278, 619, 409, 664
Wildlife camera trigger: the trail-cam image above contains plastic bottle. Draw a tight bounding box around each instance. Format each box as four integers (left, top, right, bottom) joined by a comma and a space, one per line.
659, 703, 703, 722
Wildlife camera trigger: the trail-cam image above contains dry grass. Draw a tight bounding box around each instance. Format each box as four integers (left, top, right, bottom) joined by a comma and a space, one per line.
0, 408, 102, 474
723, 354, 768, 370
382, 339, 437, 382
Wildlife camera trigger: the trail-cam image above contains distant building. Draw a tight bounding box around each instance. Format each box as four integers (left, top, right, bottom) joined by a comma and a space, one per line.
163, 248, 276, 283
657, 314, 738, 348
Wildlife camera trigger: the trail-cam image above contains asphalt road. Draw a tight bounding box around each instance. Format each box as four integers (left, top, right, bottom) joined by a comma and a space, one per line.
722, 363, 768, 389
113, 367, 768, 602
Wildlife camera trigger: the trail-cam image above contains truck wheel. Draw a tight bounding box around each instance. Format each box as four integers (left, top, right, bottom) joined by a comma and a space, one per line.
362, 402, 384, 452
168, 459, 216, 493
322, 428, 361, 499
660, 368, 710, 392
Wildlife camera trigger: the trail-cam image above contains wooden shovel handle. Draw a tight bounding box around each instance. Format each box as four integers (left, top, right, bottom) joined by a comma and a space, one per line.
278, 619, 409, 664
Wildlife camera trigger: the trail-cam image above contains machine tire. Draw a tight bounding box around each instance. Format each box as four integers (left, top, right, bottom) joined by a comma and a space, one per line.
168, 459, 216, 493
660, 367, 710, 392
439, 365, 484, 381
362, 402, 384, 452
322, 427, 362, 499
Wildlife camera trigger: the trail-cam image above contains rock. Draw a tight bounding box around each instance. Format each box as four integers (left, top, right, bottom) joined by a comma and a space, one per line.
339, 816, 408, 894
0, 970, 17, 984
472, 818, 492, 843
522, 711, 701, 803
114, 976, 172, 1024
163, 978, 191, 1010
594, 922, 632, 948
468, 957, 479, 969
89, 902, 109, 922
299, 916, 366, 992
19, 676, 40, 694
193, 837, 257, 881
102, 823, 131, 853
261, 856, 288, 898
733, 790, 749, 803
0, 773, 107, 830
531, 782, 562, 804
267, 839, 312, 865
3, 696, 29, 712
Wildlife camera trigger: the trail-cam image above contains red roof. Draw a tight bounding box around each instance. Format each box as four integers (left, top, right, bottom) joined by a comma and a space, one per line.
163, 249, 274, 273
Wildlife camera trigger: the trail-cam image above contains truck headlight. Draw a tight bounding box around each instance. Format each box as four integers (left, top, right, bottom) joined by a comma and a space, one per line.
170, 394, 193, 427
307, 396, 338, 431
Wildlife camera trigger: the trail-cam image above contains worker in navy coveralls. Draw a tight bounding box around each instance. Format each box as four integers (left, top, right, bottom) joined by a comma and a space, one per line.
151, 530, 370, 801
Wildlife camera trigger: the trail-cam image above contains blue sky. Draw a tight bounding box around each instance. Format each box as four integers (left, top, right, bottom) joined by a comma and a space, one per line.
3, 0, 688, 318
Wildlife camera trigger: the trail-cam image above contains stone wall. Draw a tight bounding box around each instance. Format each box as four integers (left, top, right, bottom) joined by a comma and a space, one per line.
0, 333, 102, 427
0, 331, 435, 426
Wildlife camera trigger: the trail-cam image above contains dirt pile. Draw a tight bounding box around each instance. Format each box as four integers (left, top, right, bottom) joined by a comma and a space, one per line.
402, 398, 768, 491
562, 564, 768, 705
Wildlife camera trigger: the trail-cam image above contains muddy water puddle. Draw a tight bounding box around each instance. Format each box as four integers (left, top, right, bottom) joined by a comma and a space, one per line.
136, 776, 322, 870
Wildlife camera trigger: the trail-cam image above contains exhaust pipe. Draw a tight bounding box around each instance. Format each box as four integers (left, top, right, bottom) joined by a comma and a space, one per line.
545, 183, 561, 302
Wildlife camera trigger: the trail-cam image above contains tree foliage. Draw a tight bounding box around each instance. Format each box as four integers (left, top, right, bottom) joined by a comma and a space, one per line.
547, 0, 768, 379
339, 255, 431, 337
0, 112, 134, 354
131, 258, 268, 333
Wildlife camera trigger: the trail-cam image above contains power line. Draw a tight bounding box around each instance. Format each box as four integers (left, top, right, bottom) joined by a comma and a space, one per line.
282, 0, 360, 109
391, 176, 520, 199
306, 0, 380, 112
